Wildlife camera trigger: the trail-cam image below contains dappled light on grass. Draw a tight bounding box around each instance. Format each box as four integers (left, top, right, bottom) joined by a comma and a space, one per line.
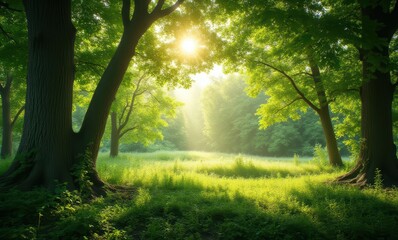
1, 152, 397, 239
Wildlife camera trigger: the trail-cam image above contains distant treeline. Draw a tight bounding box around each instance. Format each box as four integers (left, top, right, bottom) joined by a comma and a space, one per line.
109, 76, 351, 157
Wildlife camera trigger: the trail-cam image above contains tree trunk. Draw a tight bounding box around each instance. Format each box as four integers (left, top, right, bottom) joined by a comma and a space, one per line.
0, 0, 77, 190
308, 57, 343, 167
336, 3, 398, 187
0, 75, 12, 159
110, 111, 120, 157
318, 106, 343, 167
336, 47, 398, 186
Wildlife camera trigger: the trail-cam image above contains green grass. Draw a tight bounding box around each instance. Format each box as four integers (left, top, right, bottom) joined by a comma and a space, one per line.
1, 151, 398, 239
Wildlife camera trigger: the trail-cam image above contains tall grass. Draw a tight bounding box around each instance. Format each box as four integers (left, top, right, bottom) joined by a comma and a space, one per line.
1, 151, 397, 240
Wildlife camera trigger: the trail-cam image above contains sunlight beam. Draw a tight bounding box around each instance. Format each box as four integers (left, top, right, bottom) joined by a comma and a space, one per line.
180, 37, 198, 55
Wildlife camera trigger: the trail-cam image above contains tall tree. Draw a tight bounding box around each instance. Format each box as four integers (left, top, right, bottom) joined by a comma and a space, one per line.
213, 0, 362, 166
337, 1, 398, 186
0, 75, 25, 158
0, 0, 27, 159
109, 74, 178, 157
0, 0, 185, 195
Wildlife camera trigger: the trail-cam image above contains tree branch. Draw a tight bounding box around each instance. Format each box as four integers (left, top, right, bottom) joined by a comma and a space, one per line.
0, 1, 22, 12
75, 60, 106, 76
274, 97, 302, 115
118, 101, 130, 127
80, 0, 183, 150
251, 60, 320, 112
122, 0, 131, 27
291, 71, 313, 78
0, 23, 16, 43
153, 0, 165, 13
76, 60, 106, 69
148, 91, 161, 104
11, 105, 25, 128
152, 0, 184, 19
119, 126, 138, 139
118, 74, 147, 131
133, 0, 150, 19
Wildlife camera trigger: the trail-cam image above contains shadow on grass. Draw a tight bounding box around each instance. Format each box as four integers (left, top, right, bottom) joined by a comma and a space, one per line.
286, 184, 398, 239
110, 181, 325, 240
1, 178, 397, 240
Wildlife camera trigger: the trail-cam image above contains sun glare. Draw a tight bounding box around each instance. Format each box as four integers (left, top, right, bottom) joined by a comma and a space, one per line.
181, 38, 198, 55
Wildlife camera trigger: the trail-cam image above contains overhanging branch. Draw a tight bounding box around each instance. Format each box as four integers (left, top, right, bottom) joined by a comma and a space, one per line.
151, 0, 184, 19
119, 126, 138, 139
118, 73, 147, 131
274, 97, 302, 115
11, 105, 25, 128
75, 60, 106, 77
251, 60, 320, 112
291, 71, 313, 78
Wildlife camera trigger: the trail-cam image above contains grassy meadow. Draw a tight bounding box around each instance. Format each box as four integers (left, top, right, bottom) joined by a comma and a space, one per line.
1, 151, 398, 239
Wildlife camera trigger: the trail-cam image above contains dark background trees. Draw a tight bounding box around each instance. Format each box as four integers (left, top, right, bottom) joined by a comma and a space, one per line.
0, 1, 26, 159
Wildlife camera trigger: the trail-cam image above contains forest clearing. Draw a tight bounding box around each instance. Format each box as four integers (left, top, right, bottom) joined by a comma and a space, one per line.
1, 151, 398, 239
1, 0, 398, 239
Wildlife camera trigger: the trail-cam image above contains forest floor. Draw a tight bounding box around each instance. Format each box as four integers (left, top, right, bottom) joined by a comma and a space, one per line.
1, 151, 398, 239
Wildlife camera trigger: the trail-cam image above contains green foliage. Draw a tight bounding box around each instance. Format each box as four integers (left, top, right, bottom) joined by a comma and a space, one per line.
101, 75, 182, 155
374, 168, 383, 190
0, 1, 27, 139
71, 149, 94, 198
201, 75, 328, 156
202, 75, 263, 153
312, 144, 329, 167
207, 0, 362, 158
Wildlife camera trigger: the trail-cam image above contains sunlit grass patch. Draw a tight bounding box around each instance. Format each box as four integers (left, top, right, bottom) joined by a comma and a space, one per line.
1, 151, 397, 239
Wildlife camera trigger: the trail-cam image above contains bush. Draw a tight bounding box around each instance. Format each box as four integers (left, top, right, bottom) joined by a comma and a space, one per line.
312, 144, 328, 166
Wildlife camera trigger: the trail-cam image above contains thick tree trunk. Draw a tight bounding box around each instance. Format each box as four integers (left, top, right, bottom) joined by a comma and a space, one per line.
110, 111, 120, 157
0, 76, 12, 159
308, 57, 343, 167
0, 0, 77, 190
336, 47, 398, 186
336, 3, 398, 187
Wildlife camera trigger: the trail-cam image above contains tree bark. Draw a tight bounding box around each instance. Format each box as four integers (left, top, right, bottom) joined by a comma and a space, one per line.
336, 3, 398, 186
308, 57, 343, 167
0, 75, 12, 159
110, 111, 120, 157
